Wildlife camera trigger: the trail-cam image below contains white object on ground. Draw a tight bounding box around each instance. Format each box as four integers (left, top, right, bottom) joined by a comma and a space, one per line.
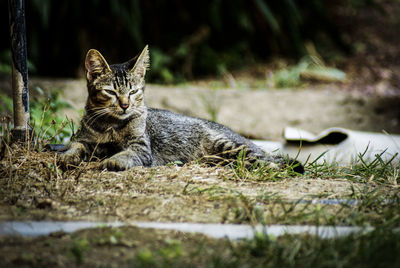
253, 127, 400, 165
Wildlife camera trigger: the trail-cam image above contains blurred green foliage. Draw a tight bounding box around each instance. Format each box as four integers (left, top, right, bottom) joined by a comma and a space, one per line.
0, 0, 379, 82
270, 56, 347, 88
0, 51, 12, 75
0, 50, 36, 76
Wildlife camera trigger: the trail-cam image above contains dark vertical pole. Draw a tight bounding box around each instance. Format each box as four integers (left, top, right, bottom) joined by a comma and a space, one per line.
8, 0, 32, 142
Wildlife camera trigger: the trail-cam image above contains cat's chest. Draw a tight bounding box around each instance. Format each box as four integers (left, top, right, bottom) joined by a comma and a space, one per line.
87, 126, 129, 144
89, 142, 122, 158
82, 119, 142, 144
85, 128, 133, 157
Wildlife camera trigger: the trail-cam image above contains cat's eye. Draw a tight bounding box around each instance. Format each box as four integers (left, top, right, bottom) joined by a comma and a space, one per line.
105, 89, 117, 96
129, 89, 138, 95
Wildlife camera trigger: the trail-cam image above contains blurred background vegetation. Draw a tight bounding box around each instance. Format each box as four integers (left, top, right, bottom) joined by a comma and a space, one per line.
0, 0, 390, 83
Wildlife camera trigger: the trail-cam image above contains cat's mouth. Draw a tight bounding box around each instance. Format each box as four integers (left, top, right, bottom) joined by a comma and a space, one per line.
113, 109, 144, 120
116, 112, 132, 120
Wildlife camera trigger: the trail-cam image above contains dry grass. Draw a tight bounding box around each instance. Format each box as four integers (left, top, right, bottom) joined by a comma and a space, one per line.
1, 144, 397, 227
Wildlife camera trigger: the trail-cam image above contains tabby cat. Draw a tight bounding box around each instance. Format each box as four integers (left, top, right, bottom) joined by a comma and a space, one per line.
59, 46, 303, 173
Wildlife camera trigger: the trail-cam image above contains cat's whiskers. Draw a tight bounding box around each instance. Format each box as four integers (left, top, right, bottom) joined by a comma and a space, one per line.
86, 108, 110, 126
86, 107, 108, 113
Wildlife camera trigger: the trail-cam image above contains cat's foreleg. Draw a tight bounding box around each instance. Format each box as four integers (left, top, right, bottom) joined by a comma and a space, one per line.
59, 141, 88, 167
101, 145, 152, 171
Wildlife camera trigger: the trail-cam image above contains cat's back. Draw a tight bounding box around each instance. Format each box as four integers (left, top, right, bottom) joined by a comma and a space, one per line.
146, 108, 209, 164
146, 108, 253, 144
146, 108, 206, 138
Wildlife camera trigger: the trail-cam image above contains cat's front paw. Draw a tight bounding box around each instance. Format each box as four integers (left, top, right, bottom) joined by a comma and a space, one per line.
101, 157, 131, 171
58, 142, 86, 169
59, 151, 82, 168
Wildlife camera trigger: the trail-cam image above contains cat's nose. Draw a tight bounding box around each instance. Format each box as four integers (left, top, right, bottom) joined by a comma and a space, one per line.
120, 103, 129, 110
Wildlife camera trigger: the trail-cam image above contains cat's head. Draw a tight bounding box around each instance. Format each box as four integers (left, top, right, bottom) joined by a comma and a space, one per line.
84, 46, 149, 122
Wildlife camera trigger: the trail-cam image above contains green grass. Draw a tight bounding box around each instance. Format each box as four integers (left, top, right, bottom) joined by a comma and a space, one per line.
305, 148, 400, 186
202, 149, 400, 227
227, 148, 303, 182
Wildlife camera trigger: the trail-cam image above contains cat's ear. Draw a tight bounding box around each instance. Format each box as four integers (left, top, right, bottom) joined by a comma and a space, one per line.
129, 45, 150, 78
85, 49, 111, 82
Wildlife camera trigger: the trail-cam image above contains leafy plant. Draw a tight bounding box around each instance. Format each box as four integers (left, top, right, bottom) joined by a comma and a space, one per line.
30, 87, 75, 144
0, 87, 75, 146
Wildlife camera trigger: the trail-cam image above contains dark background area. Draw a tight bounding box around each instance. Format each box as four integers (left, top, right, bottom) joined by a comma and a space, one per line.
1, 0, 399, 86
